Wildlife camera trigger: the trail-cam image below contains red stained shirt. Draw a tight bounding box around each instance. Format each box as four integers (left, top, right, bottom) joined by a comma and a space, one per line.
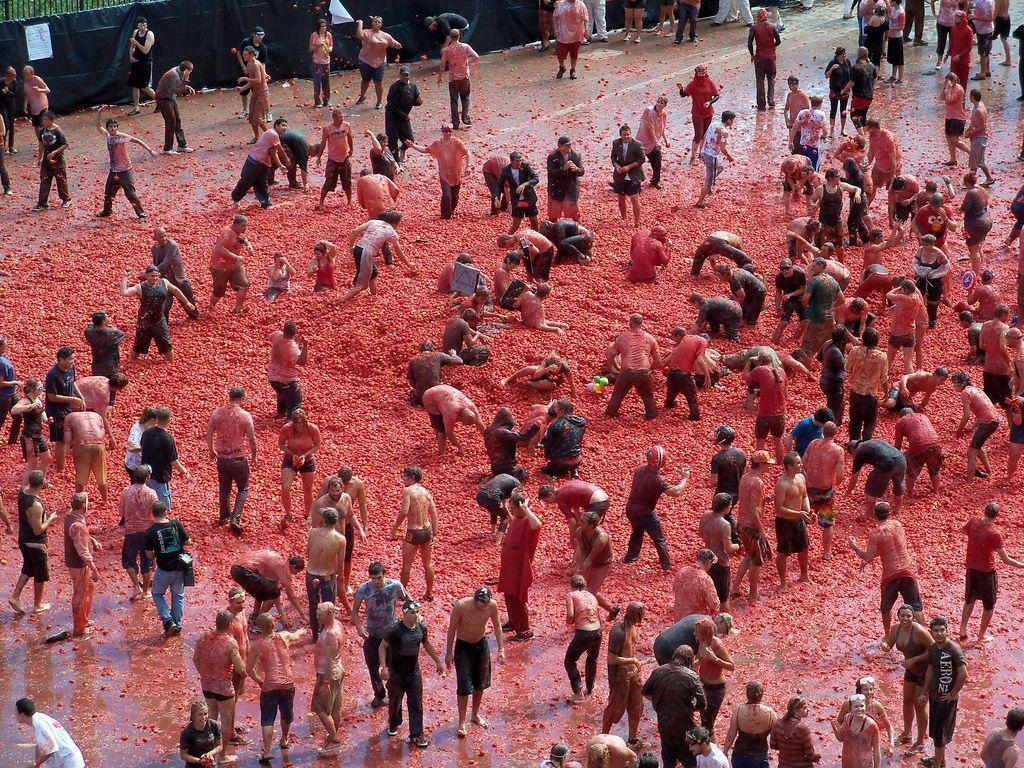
683, 78, 719, 119
440, 41, 480, 81
894, 413, 942, 453
426, 138, 469, 185
963, 518, 1003, 572
629, 232, 669, 283
267, 330, 301, 383
212, 226, 243, 271
868, 518, 916, 586
749, 365, 787, 416
962, 386, 1000, 422
611, 328, 658, 371
665, 335, 708, 372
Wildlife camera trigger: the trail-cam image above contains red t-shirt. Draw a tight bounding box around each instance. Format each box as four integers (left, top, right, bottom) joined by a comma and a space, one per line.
894, 413, 941, 453
665, 335, 708, 372
683, 79, 719, 120
963, 518, 1003, 572
629, 232, 669, 283
749, 365, 787, 416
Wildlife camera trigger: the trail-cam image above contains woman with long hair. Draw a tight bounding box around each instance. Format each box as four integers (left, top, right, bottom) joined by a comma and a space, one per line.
679, 65, 721, 165
880, 604, 932, 752
771, 695, 821, 768
179, 700, 222, 766
309, 18, 333, 108
278, 408, 321, 527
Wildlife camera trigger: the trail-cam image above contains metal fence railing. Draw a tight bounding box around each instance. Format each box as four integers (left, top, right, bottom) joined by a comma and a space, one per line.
3, 0, 135, 21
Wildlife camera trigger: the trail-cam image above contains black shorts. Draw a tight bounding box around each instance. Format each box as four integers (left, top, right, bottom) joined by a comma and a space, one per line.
971, 420, 999, 450
230, 564, 281, 602
281, 455, 316, 473
612, 177, 641, 197
454, 637, 491, 696
881, 575, 922, 614
624, 0, 645, 8
203, 690, 235, 702
708, 562, 731, 604
994, 16, 1010, 39
774, 517, 809, 555
976, 32, 993, 57
894, 200, 914, 223
429, 412, 445, 433
358, 60, 386, 83
19, 544, 49, 582
889, 332, 915, 349
887, 37, 905, 65
944, 119, 965, 137
964, 568, 997, 610
929, 698, 958, 748
982, 372, 1011, 408
780, 297, 806, 321
323, 158, 352, 193
20, 434, 48, 460
587, 499, 611, 521
49, 415, 65, 443
512, 201, 539, 219
865, 465, 906, 497
259, 687, 295, 727
475, 489, 504, 519
907, 446, 944, 481
755, 414, 785, 439
344, 522, 355, 563
406, 528, 433, 546
134, 320, 172, 356
351, 245, 379, 286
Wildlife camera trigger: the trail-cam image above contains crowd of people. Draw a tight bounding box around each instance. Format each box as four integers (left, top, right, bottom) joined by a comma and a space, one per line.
3, 1, 1024, 767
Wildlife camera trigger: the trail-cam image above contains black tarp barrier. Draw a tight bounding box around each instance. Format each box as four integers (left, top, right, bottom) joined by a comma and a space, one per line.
0, 0, 720, 114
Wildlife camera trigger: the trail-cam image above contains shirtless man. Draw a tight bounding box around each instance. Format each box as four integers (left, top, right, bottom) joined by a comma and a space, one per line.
328, 467, 368, 592
311, 602, 345, 756
307, 508, 347, 639
391, 466, 438, 600
228, 549, 306, 627
421, 384, 485, 456
538, 479, 609, 544
601, 602, 645, 747
445, 586, 505, 738
514, 283, 568, 335
587, 734, 639, 768
310, 477, 366, 596
886, 280, 924, 375
774, 451, 812, 591
780, 155, 817, 216
849, 501, 925, 633
730, 450, 774, 601
192, 610, 246, 761
802, 422, 845, 559
884, 368, 948, 411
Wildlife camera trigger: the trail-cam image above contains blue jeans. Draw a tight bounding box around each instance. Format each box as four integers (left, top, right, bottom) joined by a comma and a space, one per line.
147, 479, 171, 509
152, 567, 185, 626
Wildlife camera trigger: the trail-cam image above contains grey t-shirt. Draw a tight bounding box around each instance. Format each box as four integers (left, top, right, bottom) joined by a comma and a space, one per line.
354, 578, 407, 638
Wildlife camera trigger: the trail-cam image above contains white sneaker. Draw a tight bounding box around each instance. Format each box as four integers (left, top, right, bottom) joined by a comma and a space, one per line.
163, 149, 178, 155
179, 147, 195, 153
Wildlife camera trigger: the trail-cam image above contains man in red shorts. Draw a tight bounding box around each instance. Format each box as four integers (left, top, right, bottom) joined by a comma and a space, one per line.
553, 0, 588, 80
849, 501, 925, 633
957, 502, 1024, 644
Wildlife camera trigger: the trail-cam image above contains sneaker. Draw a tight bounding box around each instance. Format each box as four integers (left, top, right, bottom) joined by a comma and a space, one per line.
355, 96, 366, 105
569, 70, 577, 79
2, 188, 11, 195
61, 199, 73, 208
162, 619, 174, 636
95, 211, 111, 218
31, 204, 46, 212
412, 736, 430, 749
170, 623, 182, 636
162, 150, 179, 155
240, 110, 249, 118
371, 696, 387, 709
596, 36, 608, 42
137, 211, 148, 220
178, 147, 194, 153
581, 38, 591, 45
556, 67, 566, 79
387, 728, 399, 737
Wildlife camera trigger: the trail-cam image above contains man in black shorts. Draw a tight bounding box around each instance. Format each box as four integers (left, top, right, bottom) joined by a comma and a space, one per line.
846, 438, 907, 516
772, 258, 808, 344
773, 451, 812, 591
498, 151, 540, 234
229, 550, 306, 626
610, 124, 645, 228
475, 473, 522, 541
9, 471, 55, 614
919, 617, 966, 768
445, 586, 504, 739
44, 347, 84, 474
958, 502, 1024, 644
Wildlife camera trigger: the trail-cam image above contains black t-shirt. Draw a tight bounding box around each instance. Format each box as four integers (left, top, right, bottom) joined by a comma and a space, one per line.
821, 344, 847, 384
0, 78, 17, 110
625, 465, 671, 518
385, 619, 428, 676
144, 519, 189, 572
141, 426, 178, 483
280, 130, 308, 169
39, 126, 68, 166
851, 439, 906, 473
180, 720, 221, 758
84, 324, 126, 376
851, 62, 876, 100
775, 267, 806, 296
240, 37, 270, 68
481, 474, 521, 501
442, 317, 471, 355
927, 641, 966, 698
699, 298, 742, 326
432, 13, 469, 46
710, 447, 746, 497
44, 363, 75, 420
730, 270, 765, 296
863, 20, 889, 48
826, 57, 852, 92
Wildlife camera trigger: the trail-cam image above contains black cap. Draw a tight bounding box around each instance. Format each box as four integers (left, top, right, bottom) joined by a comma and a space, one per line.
253, 26, 265, 35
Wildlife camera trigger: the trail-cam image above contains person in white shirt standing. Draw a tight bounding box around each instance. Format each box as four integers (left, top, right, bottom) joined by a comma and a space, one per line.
696, 111, 736, 209
16, 698, 85, 768
686, 726, 731, 767
554, 0, 589, 80
791, 96, 828, 171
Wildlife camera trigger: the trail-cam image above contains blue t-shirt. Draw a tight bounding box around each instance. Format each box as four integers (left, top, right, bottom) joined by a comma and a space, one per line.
354, 578, 408, 638
790, 416, 822, 456
0, 355, 15, 397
